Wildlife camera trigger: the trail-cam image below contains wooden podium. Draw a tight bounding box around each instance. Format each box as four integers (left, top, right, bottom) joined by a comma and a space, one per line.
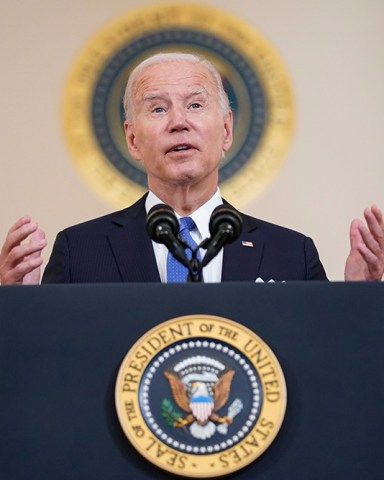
1, 282, 383, 479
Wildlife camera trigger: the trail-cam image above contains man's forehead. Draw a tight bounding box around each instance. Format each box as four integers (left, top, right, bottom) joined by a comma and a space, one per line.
133, 61, 217, 99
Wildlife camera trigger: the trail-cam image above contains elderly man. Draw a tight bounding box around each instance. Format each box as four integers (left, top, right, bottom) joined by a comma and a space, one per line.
0, 52, 383, 284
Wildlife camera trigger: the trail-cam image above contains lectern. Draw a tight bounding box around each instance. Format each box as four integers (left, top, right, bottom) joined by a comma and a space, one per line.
1, 282, 383, 479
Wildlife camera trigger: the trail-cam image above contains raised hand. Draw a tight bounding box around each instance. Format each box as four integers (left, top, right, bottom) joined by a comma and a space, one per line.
0, 216, 46, 285
345, 205, 384, 281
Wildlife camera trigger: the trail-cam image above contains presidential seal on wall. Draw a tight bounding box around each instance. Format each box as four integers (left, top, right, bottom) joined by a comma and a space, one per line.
63, 3, 294, 208
115, 315, 287, 478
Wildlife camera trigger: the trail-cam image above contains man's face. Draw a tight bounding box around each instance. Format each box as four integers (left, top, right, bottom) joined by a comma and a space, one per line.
124, 60, 233, 194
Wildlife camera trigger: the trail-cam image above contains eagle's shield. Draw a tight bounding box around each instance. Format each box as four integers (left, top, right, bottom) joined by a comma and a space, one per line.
190, 396, 214, 423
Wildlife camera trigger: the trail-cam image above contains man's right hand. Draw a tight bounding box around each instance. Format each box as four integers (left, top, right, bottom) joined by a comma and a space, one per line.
0, 216, 47, 285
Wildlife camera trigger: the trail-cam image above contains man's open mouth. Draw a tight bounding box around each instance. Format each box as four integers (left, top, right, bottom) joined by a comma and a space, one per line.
167, 144, 194, 153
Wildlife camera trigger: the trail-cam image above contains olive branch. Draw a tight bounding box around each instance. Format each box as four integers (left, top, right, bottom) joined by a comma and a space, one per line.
161, 398, 186, 431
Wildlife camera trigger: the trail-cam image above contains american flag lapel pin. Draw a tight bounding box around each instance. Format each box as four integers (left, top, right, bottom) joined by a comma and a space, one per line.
241, 240, 254, 247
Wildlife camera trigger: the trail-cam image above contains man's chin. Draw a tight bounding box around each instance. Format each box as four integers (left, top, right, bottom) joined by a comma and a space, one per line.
167, 165, 201, 183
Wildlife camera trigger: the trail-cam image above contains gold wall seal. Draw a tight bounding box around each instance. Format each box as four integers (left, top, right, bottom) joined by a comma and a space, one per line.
115, 315, 287, 478
63, 3, 294, 208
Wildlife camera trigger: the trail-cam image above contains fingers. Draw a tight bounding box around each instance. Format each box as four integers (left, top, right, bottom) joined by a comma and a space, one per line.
361, 206, 384, 249
26, 229, 47, 263
371, 204, 384, 225
31, 228, 46, 243
357, 205, 384, 280
3, 227, 46, 266
7, 215, 31, 234
349, 219, 363, 250
1, 254, 44, 285
0, 217, 47, 285
3, 217, 37, 254
364, 205, 384, 246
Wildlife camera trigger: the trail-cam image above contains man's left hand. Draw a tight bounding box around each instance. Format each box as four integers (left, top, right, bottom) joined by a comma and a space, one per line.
345, 205, 384, 281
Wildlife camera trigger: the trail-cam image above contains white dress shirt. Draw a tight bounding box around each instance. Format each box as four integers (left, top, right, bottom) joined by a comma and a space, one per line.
145, 190, 224, 282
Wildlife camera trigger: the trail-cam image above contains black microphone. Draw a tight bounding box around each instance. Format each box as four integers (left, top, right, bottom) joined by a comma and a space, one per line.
146, 204, 190, 268
201, 205, 243, 268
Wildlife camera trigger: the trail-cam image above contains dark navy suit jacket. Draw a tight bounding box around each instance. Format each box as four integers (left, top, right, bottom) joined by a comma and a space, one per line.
42, 195, 327, 283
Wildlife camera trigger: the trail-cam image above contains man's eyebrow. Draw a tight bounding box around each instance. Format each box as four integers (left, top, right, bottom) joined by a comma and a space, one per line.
142, 93, 167, 102
188, 88, 209, 98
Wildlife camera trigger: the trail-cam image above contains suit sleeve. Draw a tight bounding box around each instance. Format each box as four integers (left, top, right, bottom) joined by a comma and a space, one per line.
41, 231, 71, 283
304, 237, 328, 280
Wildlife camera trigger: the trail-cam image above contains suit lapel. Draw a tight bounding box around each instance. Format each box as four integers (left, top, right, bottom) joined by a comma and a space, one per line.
107, 196, 161, 282
221, 213, 264, 281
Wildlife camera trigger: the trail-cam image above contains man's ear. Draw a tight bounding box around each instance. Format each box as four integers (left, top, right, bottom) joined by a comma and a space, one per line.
124, 121, 141, 161
222, 110, 233, 153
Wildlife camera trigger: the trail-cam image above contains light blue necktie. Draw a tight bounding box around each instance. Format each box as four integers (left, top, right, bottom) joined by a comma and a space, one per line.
167, 217, 201, 283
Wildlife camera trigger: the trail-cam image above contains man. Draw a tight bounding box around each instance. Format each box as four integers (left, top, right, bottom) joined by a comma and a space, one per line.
0, 53, 383, 284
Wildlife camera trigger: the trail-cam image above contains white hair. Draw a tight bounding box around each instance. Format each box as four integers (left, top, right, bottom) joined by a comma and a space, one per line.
123, 52, 231, 123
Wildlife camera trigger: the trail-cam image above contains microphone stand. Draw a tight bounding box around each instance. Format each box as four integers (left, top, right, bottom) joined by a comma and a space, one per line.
146, 203, 242, 283
177, 238, 204, 283
180, 224, 239, 282
187, 253, 202, 283
181, 234, 226, 282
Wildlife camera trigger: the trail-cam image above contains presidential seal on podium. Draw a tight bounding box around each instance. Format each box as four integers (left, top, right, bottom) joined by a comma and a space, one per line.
115, 315, 287, 478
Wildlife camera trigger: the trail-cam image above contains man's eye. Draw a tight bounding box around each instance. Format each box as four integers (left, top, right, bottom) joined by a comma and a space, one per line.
190, 103, 202, 109
153, 107, 165, 113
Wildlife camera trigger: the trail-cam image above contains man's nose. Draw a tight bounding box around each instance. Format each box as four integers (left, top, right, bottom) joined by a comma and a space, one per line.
168, 105, 189, 132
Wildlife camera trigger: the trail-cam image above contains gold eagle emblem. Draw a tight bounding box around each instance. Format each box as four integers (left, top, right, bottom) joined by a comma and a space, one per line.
163, 369, 242, 439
